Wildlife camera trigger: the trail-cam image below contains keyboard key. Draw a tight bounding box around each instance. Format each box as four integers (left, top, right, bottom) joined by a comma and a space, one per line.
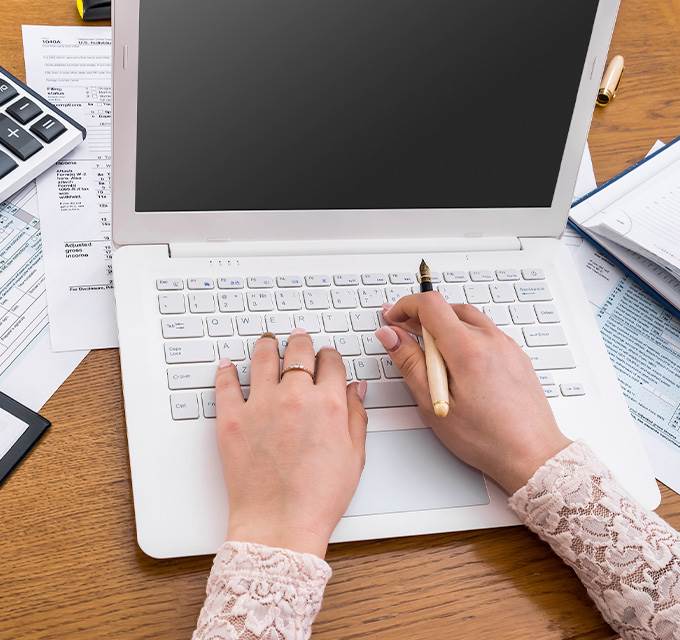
0, 79, 18, 106
275, 289, 302, 311
509, 304, 535, 325
437, 284, 465, 304
543, 385, 559, 398
167, 364, 217, 390
381, 356, 402, 379
312, 335, 333, 352
526, 348, 575, 370
482, 305, 511, 326
535, 303, 560, 324
218, 292, 245, 312
561, 382, 585, 397
350, 310, 378, 331
247, 276, 274, 288
362, 273, 387, 285
217, 338, 246, 360
187, 278, 214, 290
334, 334, 362, 356
331, 288, 358, 309
29, 115, 66, 143
303, 289, 330, 310
165, 341, 215, 364
246, 338, 259, 358
236, 361, 251, 385
156, 278, 183, 291
358, 287, 386, 308
469, 270, 494, 282
305, 275, 331, 287
161, 317, 204, 338
537, 372, 555, 385
363, 381, 416, 408
277, 275, 303, 288
207, 316, 234, 337
489, 282, 516, 303
354, 358, 381, 380
236, 315, 264, 335
362, 334, 386, 355
170, 393, 199, 420
265, 313, 293, 334
443, 270, 468, 283
293, 313, 321, 333
389, 272, 415, 285
386, 287, 410, 303
188, 292, 215, 313
496, 269, 520, 281
0, 113, 42, 160
464, 284, 490, 304
201, 390, 217, 418
0, 150, 17, 179
6, 97, 42, 124
500, 325, 524, 346
334, 274, 360, 286
322, 312, 349, 332
158, 293, 186, 314
522, 268, 545, 280
523, 325, 567, 347
217, 277, 244, 289
247, 291, 274, 311
515, 282, 552, 302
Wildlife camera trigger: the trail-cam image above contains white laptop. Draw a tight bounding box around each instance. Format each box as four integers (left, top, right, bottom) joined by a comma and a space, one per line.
111, 0, 659, 559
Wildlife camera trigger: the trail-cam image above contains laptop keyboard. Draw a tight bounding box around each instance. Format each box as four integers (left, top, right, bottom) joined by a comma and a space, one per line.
159, 268, 584, 420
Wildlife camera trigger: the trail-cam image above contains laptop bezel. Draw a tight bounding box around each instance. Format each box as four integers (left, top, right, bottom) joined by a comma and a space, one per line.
111, 0, 619, 247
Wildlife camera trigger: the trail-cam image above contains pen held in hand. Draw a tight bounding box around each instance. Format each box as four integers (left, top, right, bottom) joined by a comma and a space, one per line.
419, 259, 452, 417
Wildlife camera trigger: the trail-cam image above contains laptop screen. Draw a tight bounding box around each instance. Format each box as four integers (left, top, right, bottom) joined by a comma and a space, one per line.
135, 0, 598, 213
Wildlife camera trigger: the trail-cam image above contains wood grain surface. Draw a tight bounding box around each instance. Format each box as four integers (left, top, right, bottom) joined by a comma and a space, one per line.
1, 1, 679, 638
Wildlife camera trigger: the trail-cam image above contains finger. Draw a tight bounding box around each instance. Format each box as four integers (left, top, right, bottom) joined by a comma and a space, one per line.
383, 291, 464, 340
249, 332, 281, 389
346, 381, 368, 455
215, 358, 245, 413
450, 304, 496, 329
282, 328, 316, 385
374, 325, 435, 411
315, 346, 346, 389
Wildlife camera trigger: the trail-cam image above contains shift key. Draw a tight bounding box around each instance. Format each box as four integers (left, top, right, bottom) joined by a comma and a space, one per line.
526, 347, 575, 370
165, 340, 215, 364
167, 364, 217, 389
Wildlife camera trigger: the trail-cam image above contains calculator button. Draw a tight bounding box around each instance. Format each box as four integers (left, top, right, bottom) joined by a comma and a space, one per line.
0, 79, 18, 106
6, 97, 42, 124
29, 115, 67, 143
0, 151, 18, 179
0, 114, 43, 160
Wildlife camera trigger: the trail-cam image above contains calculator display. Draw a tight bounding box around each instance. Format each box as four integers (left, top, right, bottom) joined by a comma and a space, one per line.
135, 0, 598, 212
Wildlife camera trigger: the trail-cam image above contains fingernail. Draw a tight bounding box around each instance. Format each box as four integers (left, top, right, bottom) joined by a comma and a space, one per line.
259, 331, 277, 341
382, 303, 393, 315
290, 327, 307, 335
218, 358, 233, 369
375, 326, 400, 352
319, 344, 337, 352
357, 380, 368, 401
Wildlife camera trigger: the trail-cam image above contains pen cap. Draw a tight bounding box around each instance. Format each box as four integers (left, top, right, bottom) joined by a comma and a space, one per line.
597, 55, 624, 107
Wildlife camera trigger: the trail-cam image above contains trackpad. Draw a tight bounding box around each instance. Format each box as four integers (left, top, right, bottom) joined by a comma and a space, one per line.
346, 428, 489, 517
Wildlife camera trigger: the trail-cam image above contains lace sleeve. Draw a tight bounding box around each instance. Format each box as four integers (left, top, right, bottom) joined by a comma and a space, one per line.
192, 541, 332, 640
508, 441, 680, 639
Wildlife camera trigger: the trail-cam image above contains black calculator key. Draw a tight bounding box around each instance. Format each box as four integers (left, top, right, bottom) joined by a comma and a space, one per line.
6, 97, 42, 125
30, 115, 67, 143
0, 79, 18, 106
0, 151, 18, 179
0, 114, 43, 160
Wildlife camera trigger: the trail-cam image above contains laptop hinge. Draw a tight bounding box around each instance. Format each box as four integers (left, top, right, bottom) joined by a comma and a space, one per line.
168, 236, 522, 258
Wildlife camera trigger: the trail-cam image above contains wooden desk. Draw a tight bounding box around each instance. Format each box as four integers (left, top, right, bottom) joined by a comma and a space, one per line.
1, 1, 679, 638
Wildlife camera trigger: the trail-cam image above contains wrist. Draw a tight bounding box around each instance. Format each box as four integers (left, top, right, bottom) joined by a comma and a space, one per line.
227, 521, 330, 559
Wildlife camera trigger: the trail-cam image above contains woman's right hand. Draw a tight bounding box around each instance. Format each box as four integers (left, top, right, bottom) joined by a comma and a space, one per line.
376, 293, 571, 495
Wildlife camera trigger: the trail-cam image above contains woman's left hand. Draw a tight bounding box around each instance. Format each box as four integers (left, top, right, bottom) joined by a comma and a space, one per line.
215, 329, 368, 559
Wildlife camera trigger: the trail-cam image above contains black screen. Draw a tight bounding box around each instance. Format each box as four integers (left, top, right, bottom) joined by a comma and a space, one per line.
135, 0, 598, 211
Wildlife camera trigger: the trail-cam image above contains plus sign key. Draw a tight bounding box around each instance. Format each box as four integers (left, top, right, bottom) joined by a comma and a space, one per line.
0, 114, 42, 160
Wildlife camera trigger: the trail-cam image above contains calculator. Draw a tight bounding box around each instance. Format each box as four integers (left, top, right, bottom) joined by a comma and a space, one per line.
0, 66, 86, 202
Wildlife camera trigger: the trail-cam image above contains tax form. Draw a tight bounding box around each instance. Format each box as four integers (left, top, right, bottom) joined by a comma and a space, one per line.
22, 26, 116, 351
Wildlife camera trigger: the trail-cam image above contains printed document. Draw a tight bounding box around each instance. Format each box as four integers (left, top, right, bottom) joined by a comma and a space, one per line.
22, 26, 116, 351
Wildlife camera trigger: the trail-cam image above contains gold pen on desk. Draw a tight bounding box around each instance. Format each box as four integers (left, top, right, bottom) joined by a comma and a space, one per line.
419, 260, 452, 417
597, 55, 625, 107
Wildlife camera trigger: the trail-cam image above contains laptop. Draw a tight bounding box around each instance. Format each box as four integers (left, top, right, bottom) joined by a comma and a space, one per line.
112, 0, 660, 559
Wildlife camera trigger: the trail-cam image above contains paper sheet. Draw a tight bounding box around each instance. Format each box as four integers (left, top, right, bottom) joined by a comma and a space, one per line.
564, 143, 680, 494
22, 26, 116, 351
0, 183, 87, 411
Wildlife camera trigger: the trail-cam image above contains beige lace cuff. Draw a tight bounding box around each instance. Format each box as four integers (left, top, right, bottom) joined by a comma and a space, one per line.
509, 441, 680, 640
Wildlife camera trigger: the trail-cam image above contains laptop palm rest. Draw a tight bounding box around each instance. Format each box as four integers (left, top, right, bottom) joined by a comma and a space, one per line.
346, 429, 489, 518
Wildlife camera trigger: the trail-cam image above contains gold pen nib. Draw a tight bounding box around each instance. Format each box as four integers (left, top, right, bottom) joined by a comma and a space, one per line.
419, 259, 432, 282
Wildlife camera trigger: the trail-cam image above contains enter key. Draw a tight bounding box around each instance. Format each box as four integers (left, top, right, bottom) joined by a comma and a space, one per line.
522, 325, 567, 347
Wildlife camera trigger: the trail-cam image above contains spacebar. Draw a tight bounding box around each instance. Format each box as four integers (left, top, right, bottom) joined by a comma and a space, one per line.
363, 381, 416, 409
